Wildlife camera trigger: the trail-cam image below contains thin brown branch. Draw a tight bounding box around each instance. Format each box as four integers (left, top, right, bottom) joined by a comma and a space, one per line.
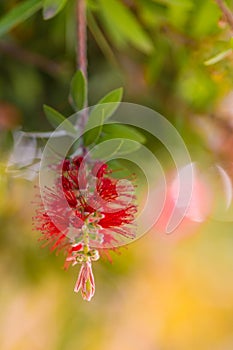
75, 0, 88, 154
0, 40, 63, 77
76, 0, 87, 80
215, 0, 233, 30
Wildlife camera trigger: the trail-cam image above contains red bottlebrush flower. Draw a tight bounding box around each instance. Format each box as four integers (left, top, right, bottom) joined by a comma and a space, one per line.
34, 157, 137, 300
92, 161, 108, 178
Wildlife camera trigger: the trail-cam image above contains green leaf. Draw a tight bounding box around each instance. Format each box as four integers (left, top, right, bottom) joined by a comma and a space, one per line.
70, 70, 87, 111
168, 1, 193, 30
101, 124, 146, 144
43, 0, 68, 20
191, 1, 220, 38
84, 87, 123, 146
0, 0, 42, 37
43, 105, 77, 135
101, 87, 123, 102
98, 0, 153, 53
91, 138, 141, 160
97, 10, 127, 49
94, 87, 123, 119
83, 110, 105, 147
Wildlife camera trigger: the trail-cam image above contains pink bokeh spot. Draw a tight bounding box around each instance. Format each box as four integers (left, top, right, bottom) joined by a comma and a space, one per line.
150, 163, 213, 239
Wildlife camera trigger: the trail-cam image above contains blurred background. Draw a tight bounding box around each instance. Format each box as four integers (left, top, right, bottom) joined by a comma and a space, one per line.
1, 0, 233, 349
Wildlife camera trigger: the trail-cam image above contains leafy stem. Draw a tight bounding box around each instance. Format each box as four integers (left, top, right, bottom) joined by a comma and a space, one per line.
75, 0, 89, 153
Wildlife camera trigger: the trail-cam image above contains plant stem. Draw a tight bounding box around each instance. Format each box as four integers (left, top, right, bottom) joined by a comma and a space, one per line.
76, 0, 88, 83
215, 0, 233, 30
76, 0, 88, 154
83, 224, 90, 254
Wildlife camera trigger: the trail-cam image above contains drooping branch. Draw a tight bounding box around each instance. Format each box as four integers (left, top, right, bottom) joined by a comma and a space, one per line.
215, 0, 233, 30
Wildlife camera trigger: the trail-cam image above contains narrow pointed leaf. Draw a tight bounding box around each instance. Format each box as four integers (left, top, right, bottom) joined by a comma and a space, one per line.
0, 0, 42, 37
43, 0, 68, 20
101, 124, 146, 144
98, 0, 153, 53
70, 70, 87, 111
95, 87, 123, 119
43, 105, 77, 135
91, 138, 141, 159
84, 87, 123, 146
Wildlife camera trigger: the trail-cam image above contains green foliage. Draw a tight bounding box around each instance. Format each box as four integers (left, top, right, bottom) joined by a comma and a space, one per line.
166, 0, 194, 30
96, 0, 153, 53
0, 0, 42, 37
83, 88, 146, 156
190, 1, 220, 38
87, 10, 117, 66
0, 0, 233, 150
93, 122, 146, 158
43, 0, 68, 20
100, 124, 146, 144
91, 138, 141, 160
93, 88, 123, 119
43, 105, 77, 135
84, 88, 123, 146
70, 70, 87, 111
177, 68, 217, 109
